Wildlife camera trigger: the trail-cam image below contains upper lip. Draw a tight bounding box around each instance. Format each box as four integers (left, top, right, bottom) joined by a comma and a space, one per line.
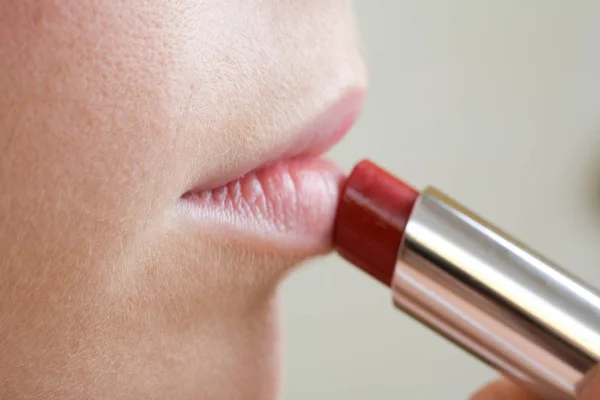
185, 89, 366, 195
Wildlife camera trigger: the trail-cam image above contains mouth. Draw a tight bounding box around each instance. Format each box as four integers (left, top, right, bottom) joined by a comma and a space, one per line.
179, 90, 364, 251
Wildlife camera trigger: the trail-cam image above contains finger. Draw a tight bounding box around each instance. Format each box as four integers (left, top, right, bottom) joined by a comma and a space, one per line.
579, 367, 600, 399
470, 379, 541, 400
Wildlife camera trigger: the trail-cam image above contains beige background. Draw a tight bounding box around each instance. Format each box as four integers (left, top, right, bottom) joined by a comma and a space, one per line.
282, 2, 600, 399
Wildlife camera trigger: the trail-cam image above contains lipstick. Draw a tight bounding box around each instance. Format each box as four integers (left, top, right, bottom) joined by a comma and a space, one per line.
334, 160, 600, 400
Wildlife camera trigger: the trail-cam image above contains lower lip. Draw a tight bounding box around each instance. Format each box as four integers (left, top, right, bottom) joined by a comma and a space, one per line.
181, 157, 344, 250
334, 160, 600, 400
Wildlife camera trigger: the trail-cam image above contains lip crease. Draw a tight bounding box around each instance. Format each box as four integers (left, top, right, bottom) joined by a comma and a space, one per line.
180, 89, 365, 250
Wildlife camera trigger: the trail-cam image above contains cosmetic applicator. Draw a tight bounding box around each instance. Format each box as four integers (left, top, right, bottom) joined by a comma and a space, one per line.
334, 159, 600, 400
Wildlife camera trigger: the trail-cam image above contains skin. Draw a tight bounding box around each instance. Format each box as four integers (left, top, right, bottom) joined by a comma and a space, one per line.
0, 2, 596, 400
471, 373, 600, 400
0, 1, 365, 399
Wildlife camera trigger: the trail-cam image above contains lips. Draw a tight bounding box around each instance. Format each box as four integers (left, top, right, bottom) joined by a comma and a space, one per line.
180, 90, 364, 250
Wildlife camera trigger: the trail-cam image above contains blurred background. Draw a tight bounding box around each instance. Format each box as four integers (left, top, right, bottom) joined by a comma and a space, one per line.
282, 2, 600, 399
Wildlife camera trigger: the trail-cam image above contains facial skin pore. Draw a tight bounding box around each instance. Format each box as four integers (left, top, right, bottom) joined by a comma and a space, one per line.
0, 1, 366, 399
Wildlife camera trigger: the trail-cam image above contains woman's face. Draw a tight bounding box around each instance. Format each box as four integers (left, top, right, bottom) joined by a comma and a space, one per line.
0, 1, 366, 399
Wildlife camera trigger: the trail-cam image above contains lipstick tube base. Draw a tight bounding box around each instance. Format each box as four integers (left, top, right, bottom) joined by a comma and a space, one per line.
393, 187, 600, 400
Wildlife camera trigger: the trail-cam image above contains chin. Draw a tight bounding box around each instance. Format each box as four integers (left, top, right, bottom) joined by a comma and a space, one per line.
113, 234, 290, 400
174, 292, 284, 400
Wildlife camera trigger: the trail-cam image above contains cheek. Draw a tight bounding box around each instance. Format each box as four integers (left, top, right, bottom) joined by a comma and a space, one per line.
0, 4, 198, 355
0, 1, 186, 268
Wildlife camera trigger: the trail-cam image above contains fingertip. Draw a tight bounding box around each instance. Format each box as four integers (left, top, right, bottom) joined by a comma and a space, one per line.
470, 379, 541, 400
578, 366, 600, 399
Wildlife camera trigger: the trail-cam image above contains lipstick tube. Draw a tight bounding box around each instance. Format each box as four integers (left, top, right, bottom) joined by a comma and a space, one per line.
334, 161, 600, 400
